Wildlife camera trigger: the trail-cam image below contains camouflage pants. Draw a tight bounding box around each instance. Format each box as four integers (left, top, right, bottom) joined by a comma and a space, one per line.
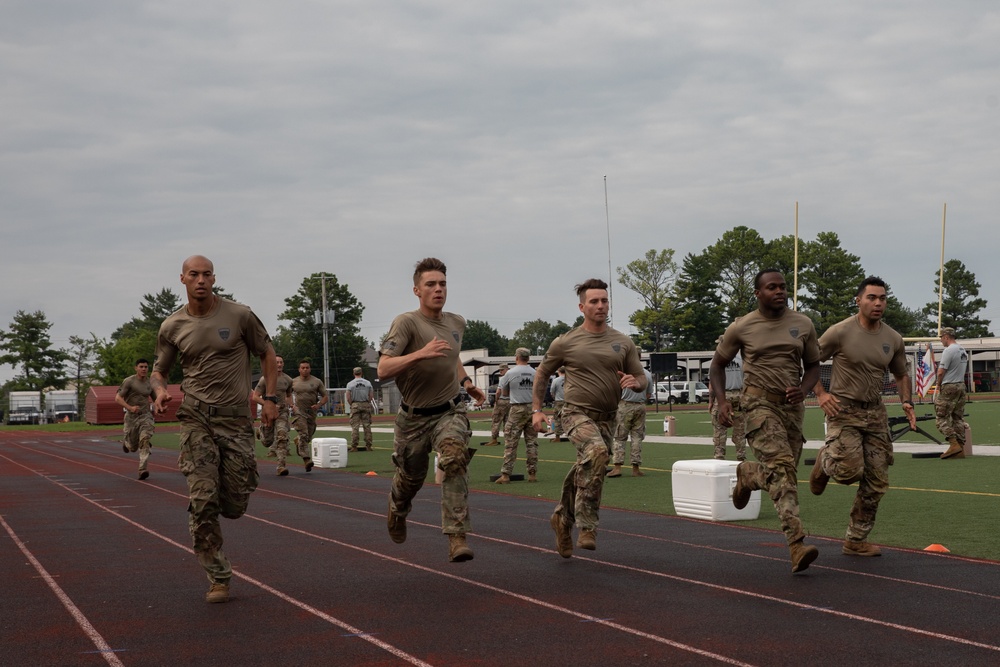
935, 383, 967, 444
123, 410, 155, 473
612, 400, 646, 466
176, 402, 259, 585
739, 394, 807, 545
262, 409, 292, 466
501, 404, 538, 475
552, 400, 565, 437
291, 409, 316, 463
711, 391, 747, 460
819, 404, 892, 542
490, 398, 510, 440
389, 403, 473, 534
553, 405, 615, 532
350, 400, 373, 448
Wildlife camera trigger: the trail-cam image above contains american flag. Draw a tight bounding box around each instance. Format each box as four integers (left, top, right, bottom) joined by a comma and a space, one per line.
916, 343, 936, 397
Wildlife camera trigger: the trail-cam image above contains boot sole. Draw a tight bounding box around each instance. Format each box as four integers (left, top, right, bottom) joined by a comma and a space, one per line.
791, 546, 819, 573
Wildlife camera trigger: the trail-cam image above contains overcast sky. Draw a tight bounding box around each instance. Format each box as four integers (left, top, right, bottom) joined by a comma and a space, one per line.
3, 1, 999, 383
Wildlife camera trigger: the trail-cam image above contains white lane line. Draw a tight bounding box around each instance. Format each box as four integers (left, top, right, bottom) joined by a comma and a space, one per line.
0, 455, 436, 667
1, 514, 126, 667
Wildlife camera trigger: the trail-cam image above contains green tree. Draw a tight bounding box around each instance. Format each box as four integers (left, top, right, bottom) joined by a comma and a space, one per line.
510, 319, 571, 355
616, 248, 678, 352
96, 289, 183, 385
798, 231, 866, 334
883, 292, 931, 338
66, 334, 101, 404
273, 273, 367, 387
922, 259, 993, 337
462, 320, 509, 355
668, 252, 726, 351
707, 227, 767, 321
0, 310, 69, 391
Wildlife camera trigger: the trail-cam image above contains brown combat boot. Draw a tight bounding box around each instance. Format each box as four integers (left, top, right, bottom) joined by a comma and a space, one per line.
789, 539, 819, 573
732, 461, 752, 509
276, 466, 288, 476
607, 464, 622, 478
528, 472, 537, 482
448, 534, 474, 562
484, 440, 499, 447
550, 513, 573, 558
495, 473, 511, 484
810, 447, 830, 495
631, 464, 644, 477
940, 438, 965, 459
842, 540, 882, 557
387, 502, 406, 544
577, 529, 597, 550
205, 582, 230, 603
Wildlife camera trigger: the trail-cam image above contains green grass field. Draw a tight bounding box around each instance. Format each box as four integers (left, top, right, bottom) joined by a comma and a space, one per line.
15, 397, 1000, 561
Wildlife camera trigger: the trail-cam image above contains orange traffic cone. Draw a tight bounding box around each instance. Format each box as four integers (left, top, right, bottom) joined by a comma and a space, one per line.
923, 543, 950, 553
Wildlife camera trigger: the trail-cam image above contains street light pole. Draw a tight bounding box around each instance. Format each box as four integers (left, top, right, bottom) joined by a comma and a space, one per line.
321, 273, 330, 391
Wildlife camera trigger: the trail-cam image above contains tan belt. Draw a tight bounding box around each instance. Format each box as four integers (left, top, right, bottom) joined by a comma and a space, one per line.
743, 386, 787, 404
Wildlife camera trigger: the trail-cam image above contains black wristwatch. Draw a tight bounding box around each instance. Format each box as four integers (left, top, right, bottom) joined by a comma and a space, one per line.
263, 395, 279, 404
902, 401, 914, 408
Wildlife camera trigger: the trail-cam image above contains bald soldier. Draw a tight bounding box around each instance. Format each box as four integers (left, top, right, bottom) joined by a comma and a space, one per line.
152, 255, 277, 603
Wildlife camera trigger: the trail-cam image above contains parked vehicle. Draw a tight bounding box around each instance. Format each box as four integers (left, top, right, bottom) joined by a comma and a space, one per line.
653, 381, 688, 404
7, 391, 42, 425
45, 389, 79, 422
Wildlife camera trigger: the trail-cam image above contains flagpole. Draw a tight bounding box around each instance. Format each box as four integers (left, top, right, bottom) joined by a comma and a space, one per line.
793, 201, 799, 311
937, 203, 946, 335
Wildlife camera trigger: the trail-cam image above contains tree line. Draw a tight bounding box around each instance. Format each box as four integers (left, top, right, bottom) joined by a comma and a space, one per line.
1, 227, 993, 407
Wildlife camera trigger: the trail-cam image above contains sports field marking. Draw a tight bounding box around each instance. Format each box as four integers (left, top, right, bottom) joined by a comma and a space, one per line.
0, 513, 125, 667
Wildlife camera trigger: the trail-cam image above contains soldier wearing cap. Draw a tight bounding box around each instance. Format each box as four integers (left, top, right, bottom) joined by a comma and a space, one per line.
345, 366, 375, 451
935, 327, 969, 459
485, 363, 510, 446
495, 348, 539, 484
549, 367, 566, 442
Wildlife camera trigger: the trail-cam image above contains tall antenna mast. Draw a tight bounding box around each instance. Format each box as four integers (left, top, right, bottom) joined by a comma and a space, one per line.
604, 175, 614, 326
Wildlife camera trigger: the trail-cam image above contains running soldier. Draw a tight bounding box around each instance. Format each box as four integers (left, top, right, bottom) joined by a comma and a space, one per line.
152, 255, 277, 603
485, 363, 510, 446
810, 276, 916, 557
711, 269, 822, 574
290, 360, 327, 472
936, 327, 969, 459
345, 366, 375, 451
608, 367, 654, 477
379, 257, 486, 562
495, 348, 539, 484
252, 355, 294, 475
549, 367, 566, 442
709, 336, 747, 462
115, 358, 156, 480
532, 278, 646, 557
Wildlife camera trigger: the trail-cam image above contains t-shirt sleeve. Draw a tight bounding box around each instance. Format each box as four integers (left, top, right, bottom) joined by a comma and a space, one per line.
380, 315, 410, 358
244, 311, 273, 358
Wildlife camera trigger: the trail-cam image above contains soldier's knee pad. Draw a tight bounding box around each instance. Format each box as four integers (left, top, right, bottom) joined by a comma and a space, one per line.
437, 439, 469, 476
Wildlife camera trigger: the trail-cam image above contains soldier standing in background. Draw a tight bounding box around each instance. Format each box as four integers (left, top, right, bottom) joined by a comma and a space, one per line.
495, 347, 539, 484
345, 366, 375, 451
549, 367, 566, 442
935, 327, 969, 459
485, 363, 510, 446
608, 366, 653, 477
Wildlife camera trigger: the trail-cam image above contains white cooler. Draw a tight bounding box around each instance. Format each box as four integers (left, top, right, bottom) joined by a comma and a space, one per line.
312, 437, 348, 469
671, 459, 761, 521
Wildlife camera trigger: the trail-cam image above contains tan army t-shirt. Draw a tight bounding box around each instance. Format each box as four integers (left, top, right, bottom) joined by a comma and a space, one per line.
535, 327, 646, 415
380, 310, 465, 408
819, 316, 907, 403
255, 373, 293, 406
292, 375, 328, 410
154, 298, 272, 406
717, 309, 820, 395
117, 375, 154, 410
